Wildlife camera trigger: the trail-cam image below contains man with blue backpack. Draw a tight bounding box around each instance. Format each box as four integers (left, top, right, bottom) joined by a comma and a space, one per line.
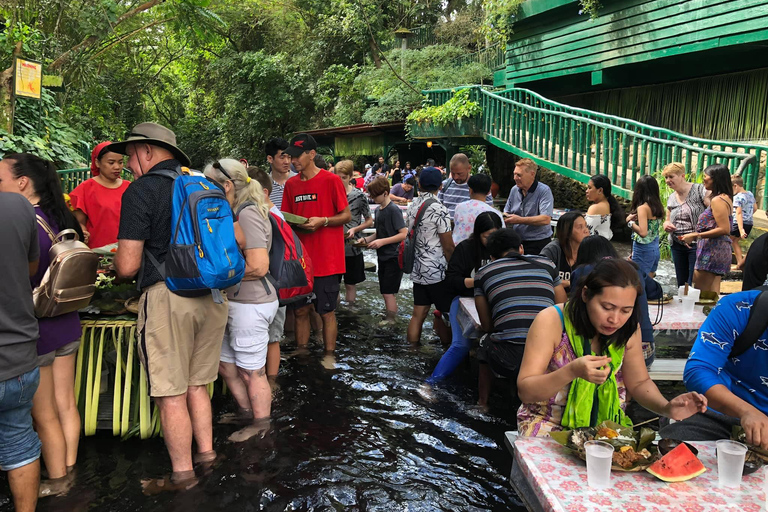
112, 123, 243, 486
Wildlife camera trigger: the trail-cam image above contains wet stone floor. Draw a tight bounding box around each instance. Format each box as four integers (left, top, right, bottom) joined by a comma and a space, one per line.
0, 269, 524, 512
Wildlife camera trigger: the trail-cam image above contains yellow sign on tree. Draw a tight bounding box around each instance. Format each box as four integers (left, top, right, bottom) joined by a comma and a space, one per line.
14, 58, 43, 100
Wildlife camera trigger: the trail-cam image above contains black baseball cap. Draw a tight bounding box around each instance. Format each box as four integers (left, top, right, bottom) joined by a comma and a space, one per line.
285, 133, 318, 157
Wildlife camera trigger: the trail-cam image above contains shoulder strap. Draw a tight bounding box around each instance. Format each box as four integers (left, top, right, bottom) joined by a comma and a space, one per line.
505, 252, 556, 273
412, 197, 437, 234
731, 287, 768, 358
146, 165, 182, 180
442, 178, 454, 195
553, 304, 565, 329
35, 215, 56, 243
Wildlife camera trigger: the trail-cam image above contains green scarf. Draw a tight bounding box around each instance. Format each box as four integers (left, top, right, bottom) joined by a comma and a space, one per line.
561, 304, 632, 430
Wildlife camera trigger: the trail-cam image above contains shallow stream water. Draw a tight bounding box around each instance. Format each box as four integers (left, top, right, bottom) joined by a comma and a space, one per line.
0, 256, 522, 512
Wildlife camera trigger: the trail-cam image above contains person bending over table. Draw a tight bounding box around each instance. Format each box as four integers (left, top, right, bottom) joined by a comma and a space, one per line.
389, 176, 415, 205
660, 289, 768, 449
517, 258, 706, 437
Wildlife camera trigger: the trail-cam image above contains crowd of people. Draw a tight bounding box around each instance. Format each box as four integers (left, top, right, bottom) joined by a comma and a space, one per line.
1, 119, 767, 509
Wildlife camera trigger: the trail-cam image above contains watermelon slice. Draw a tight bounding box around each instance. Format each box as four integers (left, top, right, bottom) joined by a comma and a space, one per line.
646, 443, 706, 482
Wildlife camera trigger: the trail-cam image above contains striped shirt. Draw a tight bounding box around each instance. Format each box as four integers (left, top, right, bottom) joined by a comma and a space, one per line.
270, 171, 297, 210
438, 179, 493, 220
474, 255, 560, 345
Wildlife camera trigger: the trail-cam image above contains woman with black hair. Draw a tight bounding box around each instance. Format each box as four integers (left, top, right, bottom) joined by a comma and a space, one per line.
540, 211, 589, 290
626, 175, 664, 276
516, 258, 706, 436
0, 153, 83, 495
585, 174, 624, 240
424, 212, 503, 385
679, 164, 733, 294
570, 235, 662, 368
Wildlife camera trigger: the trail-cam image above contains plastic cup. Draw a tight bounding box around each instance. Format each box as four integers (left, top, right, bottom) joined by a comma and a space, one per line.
687, 288, 701, 302
678, 285, 687, 300
584, 440, 614, 489
681, 296, 696, 315
717, 439, 748, 488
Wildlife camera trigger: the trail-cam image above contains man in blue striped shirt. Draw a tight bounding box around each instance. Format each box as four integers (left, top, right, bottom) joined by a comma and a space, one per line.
438, 153, 493, 221
474, 228, 566, 409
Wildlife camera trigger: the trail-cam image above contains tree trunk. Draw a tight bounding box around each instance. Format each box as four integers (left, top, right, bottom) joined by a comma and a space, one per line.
0, 43, 22, 133
369, 37, 382, 69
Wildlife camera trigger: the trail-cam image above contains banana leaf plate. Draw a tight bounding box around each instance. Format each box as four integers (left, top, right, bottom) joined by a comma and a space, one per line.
550, 421, 659, 472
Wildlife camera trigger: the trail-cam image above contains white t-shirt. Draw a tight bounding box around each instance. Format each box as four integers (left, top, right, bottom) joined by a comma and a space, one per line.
452, 199, 503, 244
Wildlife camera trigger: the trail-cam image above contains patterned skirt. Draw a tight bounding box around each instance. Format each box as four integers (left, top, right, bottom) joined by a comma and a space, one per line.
695, 236, 732, 276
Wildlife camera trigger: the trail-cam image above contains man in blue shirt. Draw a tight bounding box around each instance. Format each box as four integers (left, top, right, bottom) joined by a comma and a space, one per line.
660, 289, 768, 449
502, 158, 553, 255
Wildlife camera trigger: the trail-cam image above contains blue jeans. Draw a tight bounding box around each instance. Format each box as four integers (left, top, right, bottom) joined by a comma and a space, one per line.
632, 239, 660, 275
427, 297, 471, 384
0, 367, 41, 471
671, 241, 697, 286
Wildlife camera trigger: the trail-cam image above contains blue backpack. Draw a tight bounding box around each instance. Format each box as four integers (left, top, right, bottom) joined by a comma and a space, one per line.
144, 166, 245, 302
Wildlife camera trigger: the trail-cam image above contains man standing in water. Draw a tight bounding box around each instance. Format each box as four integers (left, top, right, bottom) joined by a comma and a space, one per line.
111, 123, 229, 487
502, 158, 554, 255
282, 134, 351, 352
266, 137, 295, 210
0, 191, 41, 512
438, 153, 493, 222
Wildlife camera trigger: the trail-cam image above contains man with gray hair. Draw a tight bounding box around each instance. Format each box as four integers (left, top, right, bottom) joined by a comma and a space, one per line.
110, 123, 229, 486
438, 153, 493, 221
502, 158, 553, 255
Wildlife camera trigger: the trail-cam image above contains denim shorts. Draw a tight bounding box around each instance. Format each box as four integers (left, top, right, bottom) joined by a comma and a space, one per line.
0, 367, 42, 471
632, 239, 660, 275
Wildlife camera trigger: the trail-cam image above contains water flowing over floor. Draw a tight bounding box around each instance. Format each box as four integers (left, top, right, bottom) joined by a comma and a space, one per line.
0, 268, 523, 511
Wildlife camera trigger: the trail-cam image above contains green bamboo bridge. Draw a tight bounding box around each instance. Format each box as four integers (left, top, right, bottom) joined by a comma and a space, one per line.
409, 85, 768, 209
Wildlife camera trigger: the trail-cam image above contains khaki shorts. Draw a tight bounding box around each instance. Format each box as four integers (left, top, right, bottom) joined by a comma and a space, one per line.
37, 340, 81, 367
268, 306, 287, 344
137, 283, 228, 397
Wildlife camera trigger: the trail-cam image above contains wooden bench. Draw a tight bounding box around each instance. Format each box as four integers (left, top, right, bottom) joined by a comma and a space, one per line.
647, 358, 686, 381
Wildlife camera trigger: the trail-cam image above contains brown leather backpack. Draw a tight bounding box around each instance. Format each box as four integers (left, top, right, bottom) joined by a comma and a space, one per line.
33, 215, 99, 318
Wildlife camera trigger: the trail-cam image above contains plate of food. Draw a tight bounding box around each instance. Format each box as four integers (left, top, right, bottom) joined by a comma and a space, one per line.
696, 290, 718, 305
350, 238, 368, 248
550, 421, 659, 471
282, 212, 311, 230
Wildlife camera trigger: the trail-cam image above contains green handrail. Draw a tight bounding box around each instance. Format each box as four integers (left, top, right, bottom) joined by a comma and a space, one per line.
58, 168, 133, 194
418, 85, 766, 204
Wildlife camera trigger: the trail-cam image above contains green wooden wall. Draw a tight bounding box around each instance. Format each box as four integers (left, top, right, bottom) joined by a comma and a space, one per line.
506, 0, 768, 87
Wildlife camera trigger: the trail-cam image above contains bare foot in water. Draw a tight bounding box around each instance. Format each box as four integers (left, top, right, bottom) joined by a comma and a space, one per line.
218, 408, 253, 424
141, 471, 198, 495
229, 418, 271, 443
39, 472, 75, 498
417, 383, 437, 403
320, 353, 336, 370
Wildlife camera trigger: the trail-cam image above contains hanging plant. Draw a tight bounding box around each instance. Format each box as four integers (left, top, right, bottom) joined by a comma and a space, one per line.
407, 88, 482, 127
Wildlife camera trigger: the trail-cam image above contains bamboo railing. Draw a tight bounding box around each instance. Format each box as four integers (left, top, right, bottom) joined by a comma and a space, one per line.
58, 168, 133, 193
419, 86, 767, 203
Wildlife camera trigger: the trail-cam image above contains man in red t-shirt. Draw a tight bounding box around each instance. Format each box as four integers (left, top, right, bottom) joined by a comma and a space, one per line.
282, 133, 351, 352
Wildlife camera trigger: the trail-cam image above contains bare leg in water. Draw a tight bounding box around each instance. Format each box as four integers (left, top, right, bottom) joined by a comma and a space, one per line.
8, 460, 39, 512
33, 364, 70, 497
52, 354, 79, 470
407, 305, 430, 344
477, 363, 493, 411
229, 366, 272, 443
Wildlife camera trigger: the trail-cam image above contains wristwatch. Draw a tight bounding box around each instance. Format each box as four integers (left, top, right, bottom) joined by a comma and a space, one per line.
627, 220, 635, 228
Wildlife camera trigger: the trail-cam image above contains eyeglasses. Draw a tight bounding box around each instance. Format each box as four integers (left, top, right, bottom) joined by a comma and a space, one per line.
212, 161, 233, 181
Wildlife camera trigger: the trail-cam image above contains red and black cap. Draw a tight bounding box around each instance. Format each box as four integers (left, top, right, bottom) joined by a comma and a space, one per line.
285, 133, 318, 157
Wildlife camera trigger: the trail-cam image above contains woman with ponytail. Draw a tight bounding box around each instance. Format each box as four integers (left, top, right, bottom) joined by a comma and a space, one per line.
585, 174, 624, 240
0, 153, 83, 495
204, 159, 278, 439
69, 142, 129, 248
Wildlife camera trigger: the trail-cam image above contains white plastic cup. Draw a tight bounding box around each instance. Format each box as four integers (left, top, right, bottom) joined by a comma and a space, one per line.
584, 440, 614, 489
687, 288, 701, 302
678, 285, 687, 300
717, 439, 748, 488
681, 296, 696, 315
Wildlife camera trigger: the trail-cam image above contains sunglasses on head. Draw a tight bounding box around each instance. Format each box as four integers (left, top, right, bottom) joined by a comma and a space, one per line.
212, 161, 233, 181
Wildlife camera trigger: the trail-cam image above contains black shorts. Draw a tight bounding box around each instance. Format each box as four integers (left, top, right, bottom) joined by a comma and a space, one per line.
343, 253, 366, 285
476, 334, 526, 379
730, 223, 753, 237
412, 281, 452, 312
293, 274, 341, 315
378, 258, 403, 295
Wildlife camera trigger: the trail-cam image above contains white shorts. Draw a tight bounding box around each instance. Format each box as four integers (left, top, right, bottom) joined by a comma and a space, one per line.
220, 300, 279, 370
268, 306, 287, 344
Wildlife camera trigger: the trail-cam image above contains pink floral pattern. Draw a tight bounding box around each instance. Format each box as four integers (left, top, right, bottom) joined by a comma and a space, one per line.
514, 436, 766, 511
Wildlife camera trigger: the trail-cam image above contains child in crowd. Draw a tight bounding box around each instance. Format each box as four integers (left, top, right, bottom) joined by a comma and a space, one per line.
731, 175, 756, 268
363, 177, 407, 325
626, 175, 664, 277
335, 160, 373, 305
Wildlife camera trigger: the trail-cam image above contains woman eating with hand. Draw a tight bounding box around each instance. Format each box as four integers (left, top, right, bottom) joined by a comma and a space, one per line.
69, 141, 130, 248
516, 258, 707, 436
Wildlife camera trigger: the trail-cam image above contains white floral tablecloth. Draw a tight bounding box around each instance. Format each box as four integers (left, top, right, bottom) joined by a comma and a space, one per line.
512, 436, 766, 512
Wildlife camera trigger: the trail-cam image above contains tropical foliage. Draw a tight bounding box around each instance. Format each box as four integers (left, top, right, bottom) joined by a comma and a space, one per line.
1, 0, 496, 167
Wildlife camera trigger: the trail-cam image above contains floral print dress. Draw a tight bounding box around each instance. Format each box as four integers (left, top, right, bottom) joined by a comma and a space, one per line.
694, 200, 733, 276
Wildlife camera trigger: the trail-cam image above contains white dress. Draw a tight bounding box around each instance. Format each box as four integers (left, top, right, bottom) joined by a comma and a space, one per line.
585, 214, 613, 240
